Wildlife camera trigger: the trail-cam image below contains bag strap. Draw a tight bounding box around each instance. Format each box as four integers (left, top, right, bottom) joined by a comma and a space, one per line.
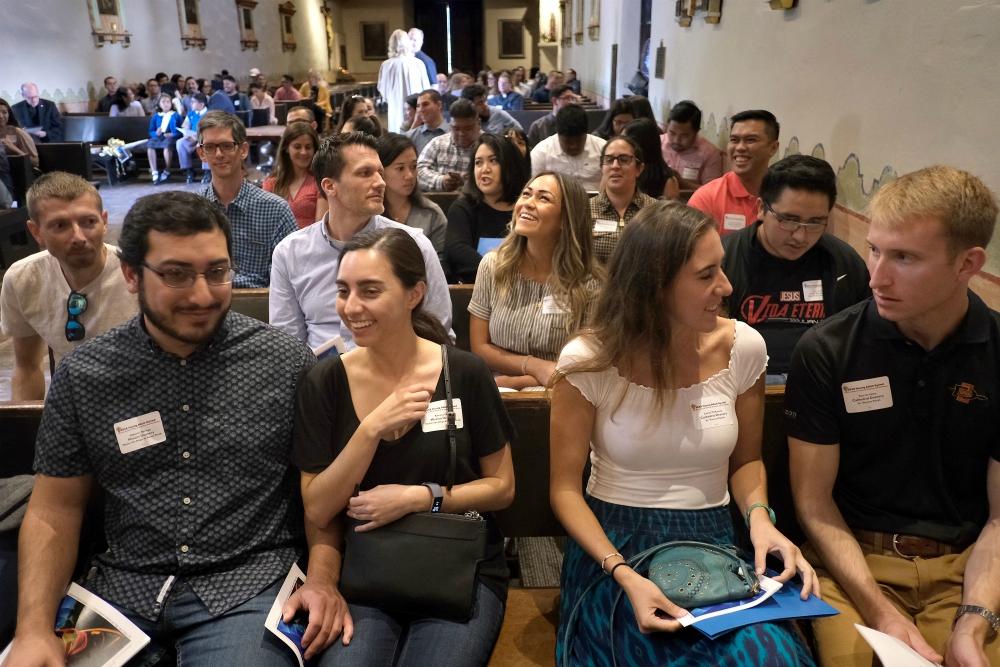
441, 344, 457, 490
560, 541, 745, 667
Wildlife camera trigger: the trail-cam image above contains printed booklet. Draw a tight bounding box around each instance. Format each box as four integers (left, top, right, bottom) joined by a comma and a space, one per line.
0, 583, 149, 667
264, 563, 310, 667
313, 335, 347, 360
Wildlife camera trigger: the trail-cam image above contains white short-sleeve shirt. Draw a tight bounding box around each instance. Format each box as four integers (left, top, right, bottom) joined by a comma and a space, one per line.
556, 321, 768, 509
0, 245, 138, 362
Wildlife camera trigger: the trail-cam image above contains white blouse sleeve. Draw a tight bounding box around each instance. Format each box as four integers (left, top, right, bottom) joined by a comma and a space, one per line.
732, 321, 769, 395
556, 336, 610, 407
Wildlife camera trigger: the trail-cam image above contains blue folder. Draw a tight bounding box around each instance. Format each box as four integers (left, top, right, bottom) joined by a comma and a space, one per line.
691, 575, 840, 639
477, 237, 504, 255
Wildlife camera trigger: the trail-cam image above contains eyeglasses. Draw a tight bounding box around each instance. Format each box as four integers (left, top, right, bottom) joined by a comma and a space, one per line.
764, 202, 828, 234
66, 291, 88, 342
601, 154, 637, 166
199, 142, 239, 155
141, 262, 238, 288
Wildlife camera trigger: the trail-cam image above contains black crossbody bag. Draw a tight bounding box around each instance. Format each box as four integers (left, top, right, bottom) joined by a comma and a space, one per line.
339, 345, 490, 622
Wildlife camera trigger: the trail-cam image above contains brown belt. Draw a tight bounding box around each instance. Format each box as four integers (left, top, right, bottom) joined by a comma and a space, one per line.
852, 529, 959, 559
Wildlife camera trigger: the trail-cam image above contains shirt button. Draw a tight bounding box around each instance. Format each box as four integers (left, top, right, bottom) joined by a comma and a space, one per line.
917, 380, 926, 387
181, 545, 189, 553
182, 405, 190, 411
183, 451, 191, 459
183, 497, 191, 505
180, 360, 187, 366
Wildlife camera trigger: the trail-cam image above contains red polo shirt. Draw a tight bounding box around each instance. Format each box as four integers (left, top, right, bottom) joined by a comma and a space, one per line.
687, 171, 760, 236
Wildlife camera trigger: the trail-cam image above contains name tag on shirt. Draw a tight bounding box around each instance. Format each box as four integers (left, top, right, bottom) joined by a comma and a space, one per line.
542, 295, 569, 315
114, 411, 167, 454
422, 399, 464, 432
593, 219, 618, 233
802, 280, 823, 302
682, 166, 700, 181
690, 396, 734, 430
842, 377, 893, 413
723, 214, 746, 231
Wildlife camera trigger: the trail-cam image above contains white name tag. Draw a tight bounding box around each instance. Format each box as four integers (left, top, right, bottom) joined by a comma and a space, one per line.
542, 295, 569, 315
682, 166, 700, 181
802, 279, 823, 302
842, 377, 893, 413
690, 395, 734, 430
422, 399, 464, 432
593, 219, 618, 233
723, 214, 746, 230
114, 411, 167, 454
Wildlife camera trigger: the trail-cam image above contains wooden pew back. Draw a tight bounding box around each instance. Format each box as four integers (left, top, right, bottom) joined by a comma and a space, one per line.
37, 143, 94, 181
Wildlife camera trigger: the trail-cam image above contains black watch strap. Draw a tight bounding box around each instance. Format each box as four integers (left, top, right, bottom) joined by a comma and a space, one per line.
422, 482, 443, 513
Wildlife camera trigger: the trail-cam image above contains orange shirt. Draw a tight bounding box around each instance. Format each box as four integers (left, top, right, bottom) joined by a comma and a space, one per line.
263, 174, 322, 229
687, 171, 760, 236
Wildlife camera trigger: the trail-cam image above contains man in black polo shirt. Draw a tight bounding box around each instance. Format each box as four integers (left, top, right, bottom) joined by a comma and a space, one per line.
721, 155, 870, 384
785, 166, 1000, 667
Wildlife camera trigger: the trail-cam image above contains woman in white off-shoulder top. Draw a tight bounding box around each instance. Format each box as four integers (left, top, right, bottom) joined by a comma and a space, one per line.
550, 200, 819, 667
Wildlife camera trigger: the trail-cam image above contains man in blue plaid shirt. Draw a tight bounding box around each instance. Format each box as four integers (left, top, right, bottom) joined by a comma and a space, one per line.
196, 111, 296, 288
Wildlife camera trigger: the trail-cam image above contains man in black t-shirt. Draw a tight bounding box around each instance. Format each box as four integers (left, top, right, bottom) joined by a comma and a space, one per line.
785, 166, 1000, 667
721, 155, 869, 383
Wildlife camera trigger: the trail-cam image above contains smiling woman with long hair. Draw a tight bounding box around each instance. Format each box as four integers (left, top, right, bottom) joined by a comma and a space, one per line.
264, 123, 328, 229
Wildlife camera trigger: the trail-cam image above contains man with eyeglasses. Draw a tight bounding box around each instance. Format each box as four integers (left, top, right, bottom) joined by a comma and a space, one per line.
417, 98, 481, 192
527, 84, 576, 148
196, 110, 297, 288
1, 173, 137, 400
720, 155, 870, 384
6, 190, 352, 667
530, 103, 606, 191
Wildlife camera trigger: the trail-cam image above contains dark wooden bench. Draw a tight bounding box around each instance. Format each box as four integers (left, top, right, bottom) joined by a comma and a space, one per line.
424, 191, 460, 217
36, 142, 94, 182
0, 208, 41, 280
7, 155, 34, 209
63, 114, 149, 145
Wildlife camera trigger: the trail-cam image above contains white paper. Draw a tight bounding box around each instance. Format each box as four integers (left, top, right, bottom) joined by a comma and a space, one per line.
854, 624, 942, 667
842, 377, 893, 414
593, 219, 618, 233
114, 412, 166, 454
312, 335, 347, 360
682, 166, 700, 181
265, 564, 308, 667
690, 395, 734, 430
0, 583, 150, 667
542, 295, 569, 315
421, 398, 464, 432
802, 279, 824, 302
723, 214, 746, 230
679, 577, 783, 627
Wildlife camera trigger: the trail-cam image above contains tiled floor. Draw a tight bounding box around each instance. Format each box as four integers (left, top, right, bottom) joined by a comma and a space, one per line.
0, 179, 203, 400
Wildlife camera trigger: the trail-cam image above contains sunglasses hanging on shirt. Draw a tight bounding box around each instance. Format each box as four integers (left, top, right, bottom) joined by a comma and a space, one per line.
66, 291, 88, 342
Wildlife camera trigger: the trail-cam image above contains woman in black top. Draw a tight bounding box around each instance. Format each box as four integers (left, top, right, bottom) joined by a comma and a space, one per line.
592, 98, 635, 141
623, 118, 679, 199
445, 133, 530, 283
292, 227, 516, 667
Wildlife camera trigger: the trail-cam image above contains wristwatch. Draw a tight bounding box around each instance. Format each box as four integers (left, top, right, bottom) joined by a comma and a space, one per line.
954, 605, 1000, 638
422, 482, 443, 513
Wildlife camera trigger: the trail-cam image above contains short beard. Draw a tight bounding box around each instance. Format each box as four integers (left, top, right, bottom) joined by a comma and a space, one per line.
137, 276, 228, 347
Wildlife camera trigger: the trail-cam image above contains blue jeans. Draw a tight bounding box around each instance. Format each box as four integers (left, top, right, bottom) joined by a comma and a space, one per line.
320, 580, 505, 667
112, 578, 297, 667
766, 373, 788, 386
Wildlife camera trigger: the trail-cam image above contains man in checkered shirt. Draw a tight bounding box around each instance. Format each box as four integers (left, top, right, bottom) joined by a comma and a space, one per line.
417, 98, 482, 192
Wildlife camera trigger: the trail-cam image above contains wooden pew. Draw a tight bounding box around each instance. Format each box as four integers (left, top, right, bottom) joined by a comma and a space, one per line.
229, 288, 269, 323
424, 191, 460, 217
0, 208, 41, 280
7, 155, 34, 209
36, 143, 94, 182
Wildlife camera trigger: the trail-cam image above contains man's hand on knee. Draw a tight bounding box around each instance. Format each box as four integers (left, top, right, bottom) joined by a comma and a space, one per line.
944, 615, 992, 667
3, 631, 67, 667
282, 579, 354, 660
875, 608, 944, 664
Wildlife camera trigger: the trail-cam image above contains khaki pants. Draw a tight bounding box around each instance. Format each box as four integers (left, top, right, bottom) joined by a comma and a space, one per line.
801, 541, 1000, 667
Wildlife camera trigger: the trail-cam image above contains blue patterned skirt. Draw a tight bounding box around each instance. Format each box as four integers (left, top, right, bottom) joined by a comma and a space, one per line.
556, 496, 816, 667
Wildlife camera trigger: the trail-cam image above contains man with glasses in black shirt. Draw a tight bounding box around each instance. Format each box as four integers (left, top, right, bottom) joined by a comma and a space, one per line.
786, 166, 1000, 667
6, 191, 351, 666
721, 155, 870, 384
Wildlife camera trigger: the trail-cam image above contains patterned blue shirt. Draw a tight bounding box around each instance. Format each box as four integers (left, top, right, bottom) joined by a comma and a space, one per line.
198, 179, 297, 288
34, 312, 315, 620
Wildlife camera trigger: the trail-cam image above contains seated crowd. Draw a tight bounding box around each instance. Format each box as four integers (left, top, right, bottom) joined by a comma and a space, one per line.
2, 71, 999, 667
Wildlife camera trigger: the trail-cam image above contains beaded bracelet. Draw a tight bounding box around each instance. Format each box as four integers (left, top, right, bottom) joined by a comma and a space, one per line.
521, 354, 533, 375
601, 551, 623, 572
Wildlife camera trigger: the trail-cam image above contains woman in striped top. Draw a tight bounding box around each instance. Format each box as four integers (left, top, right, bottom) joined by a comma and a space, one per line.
469, 172, 604, 390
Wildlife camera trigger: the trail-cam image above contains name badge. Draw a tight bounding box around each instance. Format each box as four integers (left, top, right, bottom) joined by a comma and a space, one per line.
723, 214, 746, 230
542, 295, 569, 315
593, 219, 618, 233
114, 411, 167, 454
842, 377, 893, 413
422, 399, 464, 432
802, 280, 823, 302
690, 395, 734, 430
682, 166, 700, 181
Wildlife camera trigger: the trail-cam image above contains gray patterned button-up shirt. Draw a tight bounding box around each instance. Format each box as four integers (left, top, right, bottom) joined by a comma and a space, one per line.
34, 312, 315, 620
198, 179, 298, 288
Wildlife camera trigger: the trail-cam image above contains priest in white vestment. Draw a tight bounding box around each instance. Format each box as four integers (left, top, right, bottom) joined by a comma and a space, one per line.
377, 30, 431, 133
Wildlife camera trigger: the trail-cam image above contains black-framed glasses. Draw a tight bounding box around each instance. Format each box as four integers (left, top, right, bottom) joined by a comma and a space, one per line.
141, 262, 238, 288
199, 142, 239, 155
764, 202, 828, 234
66, 291, 88, 342
601, 154, 637, 166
